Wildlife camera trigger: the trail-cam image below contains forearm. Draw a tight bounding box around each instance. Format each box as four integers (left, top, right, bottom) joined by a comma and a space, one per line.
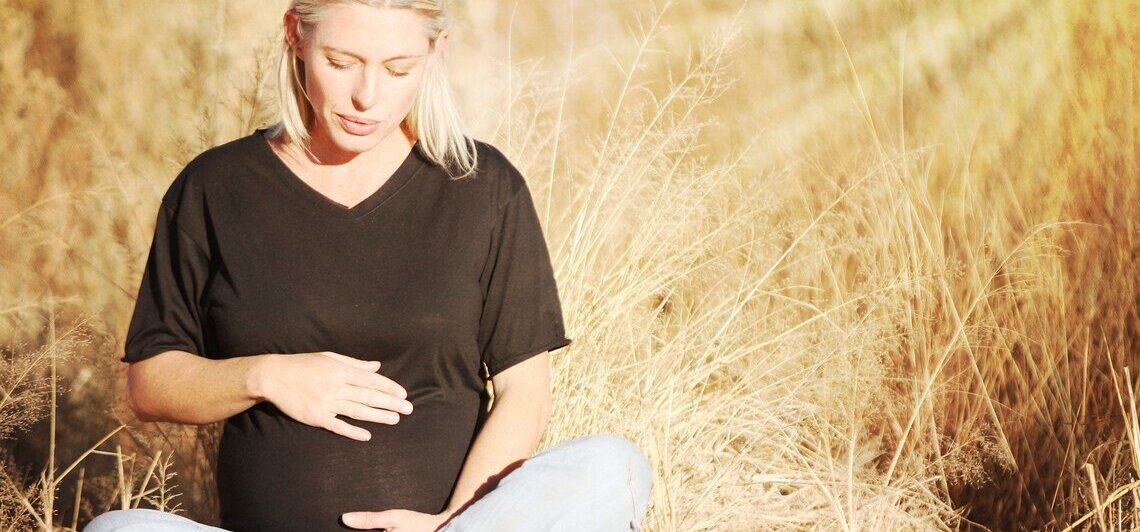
443, 385, 551, 516
126, 350, 271, 424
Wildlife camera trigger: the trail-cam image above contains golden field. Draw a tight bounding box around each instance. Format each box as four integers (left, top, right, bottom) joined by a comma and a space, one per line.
1, 0, 1137, 530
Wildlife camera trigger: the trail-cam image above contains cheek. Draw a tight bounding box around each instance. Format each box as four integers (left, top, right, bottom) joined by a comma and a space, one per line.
394, 75, 427, 109
302, 67, 330, 105
302, 65, 349, 106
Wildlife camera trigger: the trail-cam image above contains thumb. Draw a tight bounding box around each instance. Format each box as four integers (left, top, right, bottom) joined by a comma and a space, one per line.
323, 352, 382, 371
342, 511, 394, 530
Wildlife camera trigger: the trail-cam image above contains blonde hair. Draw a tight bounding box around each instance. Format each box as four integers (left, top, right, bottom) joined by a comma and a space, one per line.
267, 0, 477, 178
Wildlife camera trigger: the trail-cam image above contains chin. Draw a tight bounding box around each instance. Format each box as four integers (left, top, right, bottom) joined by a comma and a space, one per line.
332, 132, 381, 153
336, 120, 404, 151
311, 126, 380, 157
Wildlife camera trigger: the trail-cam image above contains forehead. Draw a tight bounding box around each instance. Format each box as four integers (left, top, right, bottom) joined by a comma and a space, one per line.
309, 3, 432, 57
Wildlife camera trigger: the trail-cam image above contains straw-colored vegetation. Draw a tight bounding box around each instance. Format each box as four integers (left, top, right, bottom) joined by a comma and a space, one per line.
2, 0, 1137, 530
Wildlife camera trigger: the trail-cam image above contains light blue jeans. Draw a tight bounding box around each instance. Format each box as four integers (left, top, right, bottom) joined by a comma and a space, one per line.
85, 434, 652, 532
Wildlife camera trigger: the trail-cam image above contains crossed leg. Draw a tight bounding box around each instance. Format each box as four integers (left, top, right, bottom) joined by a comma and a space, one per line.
84, 435, 652, 532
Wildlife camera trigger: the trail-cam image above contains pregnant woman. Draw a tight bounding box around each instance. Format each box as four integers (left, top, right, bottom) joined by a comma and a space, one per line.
85, 1, 651, 530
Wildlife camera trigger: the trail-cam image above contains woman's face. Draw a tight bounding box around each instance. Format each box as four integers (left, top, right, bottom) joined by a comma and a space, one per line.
289, 4, 443, 160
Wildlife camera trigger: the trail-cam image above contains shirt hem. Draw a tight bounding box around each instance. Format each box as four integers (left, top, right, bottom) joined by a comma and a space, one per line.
121, 345, 202, 364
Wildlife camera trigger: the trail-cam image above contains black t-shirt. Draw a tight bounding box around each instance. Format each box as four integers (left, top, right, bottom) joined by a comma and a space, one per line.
123, 130, 571, 531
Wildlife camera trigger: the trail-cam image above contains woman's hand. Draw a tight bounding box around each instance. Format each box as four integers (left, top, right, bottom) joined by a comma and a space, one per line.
342, 509, 450, 532
257, 351, 413, 441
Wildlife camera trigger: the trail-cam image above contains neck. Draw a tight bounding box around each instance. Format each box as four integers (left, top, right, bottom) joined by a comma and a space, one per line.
280, 123, 416, 179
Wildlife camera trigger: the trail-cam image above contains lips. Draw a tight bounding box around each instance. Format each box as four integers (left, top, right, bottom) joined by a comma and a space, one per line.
336, 113, 381, 136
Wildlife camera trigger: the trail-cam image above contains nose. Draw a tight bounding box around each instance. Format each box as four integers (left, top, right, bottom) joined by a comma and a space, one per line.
352, 68, 381, 110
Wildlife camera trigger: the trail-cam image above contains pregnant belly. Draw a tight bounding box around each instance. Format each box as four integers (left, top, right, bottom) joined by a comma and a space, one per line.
216, 397, 481, 532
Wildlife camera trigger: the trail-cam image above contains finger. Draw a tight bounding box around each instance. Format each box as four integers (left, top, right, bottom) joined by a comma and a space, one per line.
343, 387, 414, 415
322, 416, 372, 441
322, 352, 383, 371
345, 368, 409, 399
342, 510, 397, 530
336, 400, 401, 425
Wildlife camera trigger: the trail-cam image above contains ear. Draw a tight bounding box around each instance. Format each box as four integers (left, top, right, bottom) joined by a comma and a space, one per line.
427, 29, 449, 68
283, 9, 304, 57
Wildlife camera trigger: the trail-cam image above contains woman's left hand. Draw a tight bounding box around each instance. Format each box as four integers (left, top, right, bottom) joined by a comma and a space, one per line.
342, 509, 451, 531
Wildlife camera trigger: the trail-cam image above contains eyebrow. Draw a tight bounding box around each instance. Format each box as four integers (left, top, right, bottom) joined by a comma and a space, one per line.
321, 46, 424, 63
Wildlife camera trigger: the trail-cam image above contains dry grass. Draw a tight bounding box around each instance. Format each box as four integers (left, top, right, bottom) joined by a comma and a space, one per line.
1, 0, 1137, 530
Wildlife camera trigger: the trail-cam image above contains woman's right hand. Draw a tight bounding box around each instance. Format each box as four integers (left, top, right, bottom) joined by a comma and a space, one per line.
257, 351, 413, 441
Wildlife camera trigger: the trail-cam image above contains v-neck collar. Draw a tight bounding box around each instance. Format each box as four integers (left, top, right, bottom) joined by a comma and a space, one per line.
256, 129, 425, 220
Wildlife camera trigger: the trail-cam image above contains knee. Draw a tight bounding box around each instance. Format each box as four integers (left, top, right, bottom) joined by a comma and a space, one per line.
83, 508, 189, 532
565, 434, 653, 502
84, 510, 140, 532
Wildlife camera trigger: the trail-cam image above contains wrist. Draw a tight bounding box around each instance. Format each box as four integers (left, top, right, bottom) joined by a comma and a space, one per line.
436, 508, 459, 529
246, 354, 277, 402
439, 506, 461, 521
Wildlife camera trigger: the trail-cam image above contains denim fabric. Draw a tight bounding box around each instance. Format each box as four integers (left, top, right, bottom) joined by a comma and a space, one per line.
84, 435, 652, 532
442, 435, 652, 532
83, 508, 229, 532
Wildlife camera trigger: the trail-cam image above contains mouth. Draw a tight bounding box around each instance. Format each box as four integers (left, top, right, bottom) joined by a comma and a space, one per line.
336, 113, 381, 135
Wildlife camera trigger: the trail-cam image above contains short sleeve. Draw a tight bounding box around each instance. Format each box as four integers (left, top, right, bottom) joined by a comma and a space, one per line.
122, 201, 211, 363
477, 177, 572, 377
